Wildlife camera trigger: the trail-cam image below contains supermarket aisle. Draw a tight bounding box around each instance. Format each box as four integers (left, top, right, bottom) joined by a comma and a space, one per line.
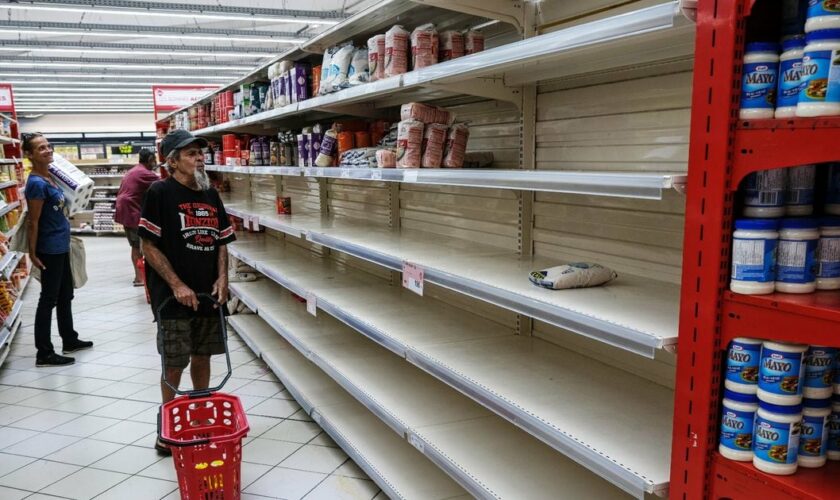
0, 236, 382, 500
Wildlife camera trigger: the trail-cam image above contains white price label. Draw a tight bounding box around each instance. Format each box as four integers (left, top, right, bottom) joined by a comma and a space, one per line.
404, 170, 419, 183
402, 261, 424, 296
408, 434, 425, 452
371, 170, 382, 180
306, 293, 317, 316
340, 169, 351, 179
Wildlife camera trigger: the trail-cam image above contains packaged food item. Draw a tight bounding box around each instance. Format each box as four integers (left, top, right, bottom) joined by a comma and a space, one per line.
776, 36, 806, 118
396, 119, 424, 168
528, 263, 617, 290
355, 131, 371, 148
400, 102, 454, 125
276, 196, 291, 215
786, 164, 816, 215
421, 123, 447, 168
337, 131, 355, 157
753, 401, 803, 475
464, 29, 485, 55
739, 42, 780, 120
796, 29, 840, 117
311, 65, 322, 97
442, 123, 470, 168
439, 30, 465, 61
327, 44, 355, 92
725, 338, 763, 394
368, 34, 386, 81
802, 346, 837, 399
730, 218, 779, 295
348, 48, 369, 86
376, 149, 396, 168
816, 217, 840, 290
318, 46, 338, 95
798, 398, 832, 468
385, 25, 410, 77
776, 218, 819, 294
743, 169, 787, 218
719, 390, 760, 461
757, 341, 808, 405
315, 129, 339, 167
411, 24, 439, 70
339, 148, 379, 168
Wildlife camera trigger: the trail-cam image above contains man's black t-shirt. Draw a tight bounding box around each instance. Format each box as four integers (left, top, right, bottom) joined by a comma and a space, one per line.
138, 177, 235, 319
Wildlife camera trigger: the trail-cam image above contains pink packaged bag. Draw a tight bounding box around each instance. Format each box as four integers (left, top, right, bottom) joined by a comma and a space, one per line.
442, 123, 469, 168
385, 25, 410, 77
396, 119, 424, 168
411, 24, 438, 70
367, 34, 385, 81
421, 124, 448, 168
439, 31, 465, 61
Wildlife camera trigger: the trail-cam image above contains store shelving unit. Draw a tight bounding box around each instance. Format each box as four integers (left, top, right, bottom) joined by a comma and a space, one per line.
157, 0, 709, 498
70, 161, 129, 235
670, 1, 840, 499
0, 269, 31, 368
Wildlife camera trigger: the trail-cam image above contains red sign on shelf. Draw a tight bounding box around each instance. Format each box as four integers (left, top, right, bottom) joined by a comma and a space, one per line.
151, 85, 218, 115
0, 84, 14, 112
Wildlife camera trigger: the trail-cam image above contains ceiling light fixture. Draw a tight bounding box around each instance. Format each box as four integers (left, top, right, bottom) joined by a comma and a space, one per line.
0, 47, 273, 59
1, 80, 220, 87
0, 27, 305, 44
0, 73, 231, 80
0, 61, 251, 71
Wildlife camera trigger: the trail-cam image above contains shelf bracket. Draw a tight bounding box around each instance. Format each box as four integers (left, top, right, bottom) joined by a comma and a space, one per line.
410, 0, 526, 33
423, 79, 522, 109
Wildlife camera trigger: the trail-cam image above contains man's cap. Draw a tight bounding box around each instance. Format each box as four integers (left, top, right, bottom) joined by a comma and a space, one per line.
160, 129, 207, 159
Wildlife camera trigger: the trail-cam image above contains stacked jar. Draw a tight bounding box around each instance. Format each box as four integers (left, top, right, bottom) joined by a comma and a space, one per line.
798, 2, 840, 117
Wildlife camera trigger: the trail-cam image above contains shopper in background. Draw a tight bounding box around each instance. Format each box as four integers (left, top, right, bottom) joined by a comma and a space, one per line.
23, 132, 93, 367
138, 130, 235, 454
114, 148, 159, 286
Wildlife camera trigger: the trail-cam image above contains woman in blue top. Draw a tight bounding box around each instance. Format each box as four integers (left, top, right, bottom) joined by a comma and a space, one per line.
23, 133, 92, 367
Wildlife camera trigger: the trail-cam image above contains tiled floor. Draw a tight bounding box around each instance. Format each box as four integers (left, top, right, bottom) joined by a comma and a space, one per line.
0, 237, 383, 500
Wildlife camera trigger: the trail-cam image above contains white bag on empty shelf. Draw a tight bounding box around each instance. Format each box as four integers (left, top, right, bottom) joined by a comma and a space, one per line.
529, 263, 617, 290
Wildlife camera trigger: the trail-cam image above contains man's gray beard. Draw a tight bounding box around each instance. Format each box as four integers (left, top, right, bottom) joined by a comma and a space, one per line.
195, 168, 211, 191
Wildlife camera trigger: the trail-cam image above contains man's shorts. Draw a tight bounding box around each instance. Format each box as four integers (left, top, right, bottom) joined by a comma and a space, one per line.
157, 316, 226, 369
126, 228, 141, 249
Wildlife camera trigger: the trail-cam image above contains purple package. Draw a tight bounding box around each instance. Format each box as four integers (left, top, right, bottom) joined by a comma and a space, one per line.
292, 63, 311, 102
278, 73, 287, 107
310, 132, 322, 166
286, 70, 294, 104
261, 138, 270, 166
319, 132, 337, 158
297, 134, 309, 167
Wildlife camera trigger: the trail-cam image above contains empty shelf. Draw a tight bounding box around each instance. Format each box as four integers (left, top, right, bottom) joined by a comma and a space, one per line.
228, 238, 673, 497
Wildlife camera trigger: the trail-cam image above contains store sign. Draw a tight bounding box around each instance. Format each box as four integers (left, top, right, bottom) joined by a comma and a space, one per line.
0, 84, 14, 112
111, 145, 141, 155
151, 85, 218, 112
402, 261, 424, 296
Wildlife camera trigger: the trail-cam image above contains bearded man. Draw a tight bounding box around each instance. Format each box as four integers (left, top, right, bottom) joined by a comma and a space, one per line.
137, 130, 236, 453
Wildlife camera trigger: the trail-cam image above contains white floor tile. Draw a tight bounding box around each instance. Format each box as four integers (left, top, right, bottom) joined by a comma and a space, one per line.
24, 374, 80, 390
0, 387, 45, 405
0, 452, 35, 477
56, 378, 117, 395
0, 427, 38, 449
0, 485, 29, 500
308, 432, 338, 448
2, 432, 81, 458
137, 456, 177, 482
8, 409, 79, 432
40, 466, 129, 499
0, 370, 47, 386
241, 438, 301, 466
52, 394, 116, 414
92, 475, 178, 500
334, 460, 370, 480
303, 474, 379, 500
281, 444, 348, 474
16, 391, 79, 409
242, 415, 285, 438
0, 405, 42, 426
48, 438, 124, 467
236, 380, 284, 398
0, 459, 80, 491
49, 415, 121, 439
91, 420, 156, 445
240, 462, 272, 490
248, 398, 301, 419
91, 381, 149, 398
262, 420, 322, 444
89, 399, 156, 420
90, 445, 163, 474
244, 466, 326, 500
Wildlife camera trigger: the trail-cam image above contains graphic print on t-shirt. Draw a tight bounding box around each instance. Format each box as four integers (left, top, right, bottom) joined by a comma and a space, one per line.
177, 202, 234, 251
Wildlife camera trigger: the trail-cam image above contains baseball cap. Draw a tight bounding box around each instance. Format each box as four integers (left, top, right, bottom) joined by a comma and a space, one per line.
160, 129, 208, 159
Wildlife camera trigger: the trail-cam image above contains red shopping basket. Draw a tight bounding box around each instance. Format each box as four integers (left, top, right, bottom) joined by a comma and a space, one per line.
160, 393, 249, 499
156, 294, 250, 500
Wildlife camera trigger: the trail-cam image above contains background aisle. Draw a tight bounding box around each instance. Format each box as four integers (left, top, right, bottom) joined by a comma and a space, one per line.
0, 236, 381, 500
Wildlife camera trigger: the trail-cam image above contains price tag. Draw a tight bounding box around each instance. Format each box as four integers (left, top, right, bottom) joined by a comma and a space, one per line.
404, 170, 419, 183
402, 261, 424, 296
408, 434, 425, 452
340, 169, 351, 179
306, 293, 317, 316
251, 215, 260, 231
371, 170, 382, 181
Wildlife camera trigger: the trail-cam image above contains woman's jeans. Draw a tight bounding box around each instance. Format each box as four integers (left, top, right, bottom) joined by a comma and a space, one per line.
34, 252, 78, 358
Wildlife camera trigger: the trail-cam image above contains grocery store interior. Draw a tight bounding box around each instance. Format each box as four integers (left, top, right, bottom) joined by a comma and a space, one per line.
0, 0, 838, 499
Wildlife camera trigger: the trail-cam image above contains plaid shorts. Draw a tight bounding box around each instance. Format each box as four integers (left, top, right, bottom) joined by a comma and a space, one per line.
157, 316, 226, 369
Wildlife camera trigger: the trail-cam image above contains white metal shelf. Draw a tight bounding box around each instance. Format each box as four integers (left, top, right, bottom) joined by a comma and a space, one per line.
226, 314, 470, 500
89, 174, 125, 179
3, 207, 26, 240
0, 135, 19, 145
0, 180, 18, 189
211, 165, 685, 199
228, 236, 673, 497
0, 251, 22, 280
223, 197, 679, 356
0, 200, 21, 219
74, 162, 132, 167
89, 197, 117, 202
0, 112, 17, 124
0, 159, 19, 165
70, 228, 123, 235
230, 279, 632, 499
2, 272, 30, 333
92, 186, 119, 191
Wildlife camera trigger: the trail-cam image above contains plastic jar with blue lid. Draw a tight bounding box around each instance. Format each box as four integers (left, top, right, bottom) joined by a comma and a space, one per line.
725, 338, 763, 393
828, 395, 840, 460
776, 218, 820, 293
743, 169, 787, 218
817, 217, 840, 289
799, 397, 832, 468
786, 164, 816, 215
803, 346, 838, 399
776, 36, 807, 118
731, 219, 779, 295
805, 0, 840, 32
796, 29, 840, 117
758, 341, 808, 405
753, 400, 803, 475
720, 390, 760, 461
827, 163, 840, 215
740, 42, 780, 119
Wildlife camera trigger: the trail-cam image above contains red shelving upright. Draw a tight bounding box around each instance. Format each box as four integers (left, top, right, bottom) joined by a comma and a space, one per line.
671, 1, 840, 499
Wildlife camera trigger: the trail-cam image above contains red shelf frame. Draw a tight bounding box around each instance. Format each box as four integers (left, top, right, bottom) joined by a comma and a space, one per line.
711, 454, 840, 500
671, 1, 840, 499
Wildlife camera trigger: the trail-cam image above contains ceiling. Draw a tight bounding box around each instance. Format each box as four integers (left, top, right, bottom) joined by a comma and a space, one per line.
1, 0, 368, 115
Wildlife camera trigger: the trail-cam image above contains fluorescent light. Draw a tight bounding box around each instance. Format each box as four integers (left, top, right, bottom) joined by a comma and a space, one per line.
0, 27, 304, 44
0, 73, 231, 80
0, 4, 340, 25
15, 98, 153, 102
0, 46, 274, 58
1, 80, 217, 86
0, 62, 250, 71
14, 89, 155, 94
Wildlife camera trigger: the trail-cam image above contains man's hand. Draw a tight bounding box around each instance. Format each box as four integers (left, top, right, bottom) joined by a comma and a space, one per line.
173, 283, 199, 311
211, 276, 229, 308
29, 253, 45, 270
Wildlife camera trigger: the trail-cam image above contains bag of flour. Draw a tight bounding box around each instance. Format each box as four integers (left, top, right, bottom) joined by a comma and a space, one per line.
529, 263, 618, 290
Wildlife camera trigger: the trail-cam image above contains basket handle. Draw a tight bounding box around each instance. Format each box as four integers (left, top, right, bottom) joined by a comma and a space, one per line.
157, 293, 233, 397
156, 408, 211, 448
